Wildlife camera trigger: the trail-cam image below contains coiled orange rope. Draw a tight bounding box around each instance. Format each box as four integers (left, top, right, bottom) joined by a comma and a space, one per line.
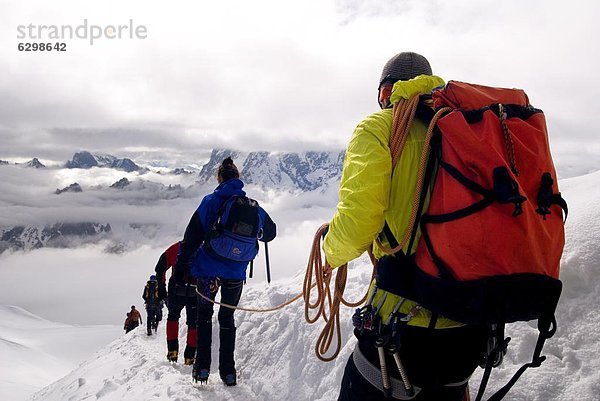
303, 223, 375, 362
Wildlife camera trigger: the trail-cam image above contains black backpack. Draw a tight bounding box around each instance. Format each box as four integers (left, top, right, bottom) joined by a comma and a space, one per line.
206, 195, 275, 283
144, 281, 159, 303
205, 196, 261, 262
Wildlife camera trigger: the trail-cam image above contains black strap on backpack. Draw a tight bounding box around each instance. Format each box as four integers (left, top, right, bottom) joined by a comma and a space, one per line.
378, 99, 439, 257
474, 315, 556, 401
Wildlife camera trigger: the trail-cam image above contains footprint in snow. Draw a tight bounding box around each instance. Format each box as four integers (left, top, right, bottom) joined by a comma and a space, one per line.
95, 379, 118, 398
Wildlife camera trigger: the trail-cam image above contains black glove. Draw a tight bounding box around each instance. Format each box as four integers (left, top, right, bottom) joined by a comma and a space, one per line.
158, 284, 167, 300
173, 261, 189, 285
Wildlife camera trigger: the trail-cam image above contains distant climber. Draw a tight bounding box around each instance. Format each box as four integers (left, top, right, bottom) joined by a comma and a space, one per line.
124, 312, 133, 333
128, 305, 142, 331
175, 157, 276, 386
142, 275, 164, 336
155, 242, 198, 365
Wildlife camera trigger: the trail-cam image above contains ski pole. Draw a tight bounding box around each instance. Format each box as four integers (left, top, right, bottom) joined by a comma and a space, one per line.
265, 241, 271, 283
249, 259, 254, 278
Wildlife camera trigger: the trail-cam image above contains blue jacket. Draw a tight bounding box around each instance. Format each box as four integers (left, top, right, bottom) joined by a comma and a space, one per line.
178, 179, 276, 280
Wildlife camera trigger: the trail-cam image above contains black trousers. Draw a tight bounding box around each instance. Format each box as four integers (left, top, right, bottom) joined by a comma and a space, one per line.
167, 291, 198, 327
338, 325, 488, 401
146, 303, 162, 332
166, 290, 198, 359
195, 278, 243, 378
127, 320, 139, 333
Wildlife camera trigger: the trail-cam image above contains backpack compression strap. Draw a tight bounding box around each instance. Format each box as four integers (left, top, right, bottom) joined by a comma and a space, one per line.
474, 316, 557, 401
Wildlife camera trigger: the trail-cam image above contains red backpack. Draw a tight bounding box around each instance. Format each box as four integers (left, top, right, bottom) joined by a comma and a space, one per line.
378, 81, 567, 401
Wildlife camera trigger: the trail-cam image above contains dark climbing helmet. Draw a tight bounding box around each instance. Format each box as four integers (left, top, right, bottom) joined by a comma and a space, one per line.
149, 275, 157, 281
379, 52, 432, 89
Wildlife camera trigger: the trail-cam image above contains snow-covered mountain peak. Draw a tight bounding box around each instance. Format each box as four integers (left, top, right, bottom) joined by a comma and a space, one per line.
66, 151, 141, 172
25, 158, 46, 168
198, 148, 345, 191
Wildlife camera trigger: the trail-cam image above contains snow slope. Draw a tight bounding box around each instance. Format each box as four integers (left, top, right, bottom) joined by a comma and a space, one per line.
29, 271, 371, 401
25, 171, 600, 400
0, 306, 119, 401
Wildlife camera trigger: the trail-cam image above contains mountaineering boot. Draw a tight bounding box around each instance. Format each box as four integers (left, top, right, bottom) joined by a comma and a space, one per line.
192, 367, 210, 384
167, 350, 178, 362
222, 372, 237, 387
183, 344, 197, 363
147, 328, 153, 336
184, 357, 195, 366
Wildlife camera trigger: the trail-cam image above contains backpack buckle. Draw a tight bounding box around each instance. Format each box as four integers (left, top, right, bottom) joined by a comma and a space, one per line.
493, 166, 527, 217
536, 173, 553, 216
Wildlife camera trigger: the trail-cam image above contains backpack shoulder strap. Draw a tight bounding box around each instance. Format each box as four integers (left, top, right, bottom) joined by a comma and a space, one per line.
208, 195, 237, 232
376, 96, 451, 255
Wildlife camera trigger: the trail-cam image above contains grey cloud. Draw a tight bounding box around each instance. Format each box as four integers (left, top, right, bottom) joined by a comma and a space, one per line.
0, 0, 598, 177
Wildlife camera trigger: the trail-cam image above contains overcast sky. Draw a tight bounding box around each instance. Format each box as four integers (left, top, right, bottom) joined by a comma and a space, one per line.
1, 0, 599, 173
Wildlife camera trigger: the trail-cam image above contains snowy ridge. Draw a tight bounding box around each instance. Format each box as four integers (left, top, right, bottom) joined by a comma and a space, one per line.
30, 271, 371, 401
198, 149, 345, 191
0, 222, 112, 252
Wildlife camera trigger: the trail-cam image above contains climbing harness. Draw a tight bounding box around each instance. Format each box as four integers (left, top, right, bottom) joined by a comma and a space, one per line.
350, 300, 428, 400
352, 342, 422, 400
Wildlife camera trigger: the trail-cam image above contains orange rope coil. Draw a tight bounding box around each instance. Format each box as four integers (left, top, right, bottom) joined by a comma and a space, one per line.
303, 223, 373, 362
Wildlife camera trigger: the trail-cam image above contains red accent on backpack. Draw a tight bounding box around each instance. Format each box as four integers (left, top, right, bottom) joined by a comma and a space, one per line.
415, 82, 565, 282
400, 81, 568, 401
375, 81, 567, 401
432, 81, 529, 110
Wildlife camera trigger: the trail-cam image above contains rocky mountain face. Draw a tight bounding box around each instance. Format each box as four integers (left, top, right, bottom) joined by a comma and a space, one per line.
25, 158, 46, 168
55, 183, 82, 195
171, 168, 192, 175
65, 151, 140, 172
0, 223, 112, 253
110, 178, 131, 189
197, 149, 345, 191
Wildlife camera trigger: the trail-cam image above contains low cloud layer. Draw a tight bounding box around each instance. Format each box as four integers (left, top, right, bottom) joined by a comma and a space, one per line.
0, 162, 340, 286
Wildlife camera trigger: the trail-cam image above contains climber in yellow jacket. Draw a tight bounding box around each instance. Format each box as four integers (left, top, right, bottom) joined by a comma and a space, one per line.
324, 52, 488, 401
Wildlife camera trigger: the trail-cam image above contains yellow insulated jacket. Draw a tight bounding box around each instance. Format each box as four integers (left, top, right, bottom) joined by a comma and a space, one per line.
324, 75, 462, 329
